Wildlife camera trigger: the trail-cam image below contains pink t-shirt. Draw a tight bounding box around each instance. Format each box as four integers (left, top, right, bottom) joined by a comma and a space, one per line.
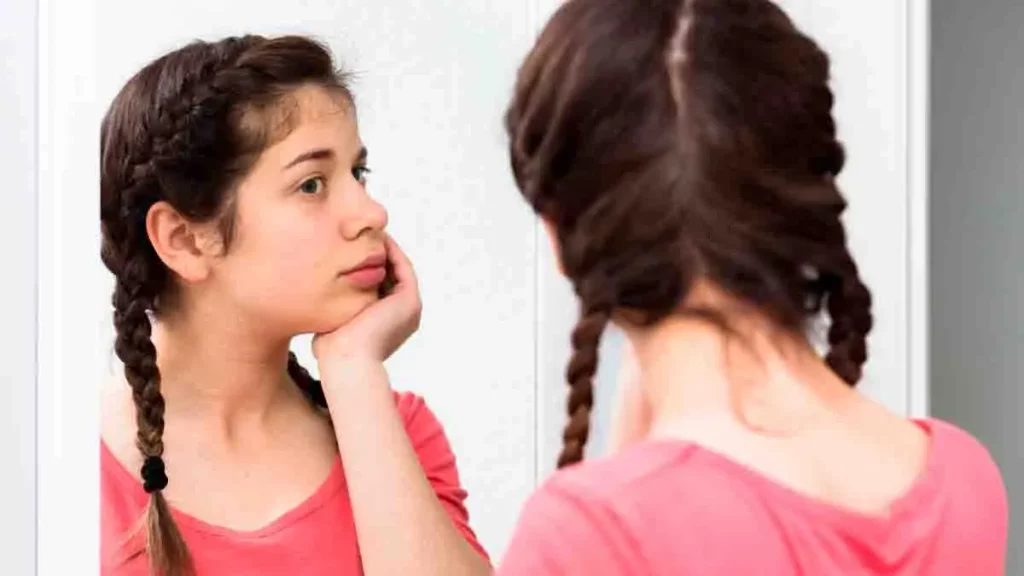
498, 419, 1007, 575
101, 391, 488, 575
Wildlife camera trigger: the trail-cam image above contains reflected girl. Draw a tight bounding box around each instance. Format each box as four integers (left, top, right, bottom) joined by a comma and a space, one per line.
498, 0, 1008, 574
99, 35, 490, 576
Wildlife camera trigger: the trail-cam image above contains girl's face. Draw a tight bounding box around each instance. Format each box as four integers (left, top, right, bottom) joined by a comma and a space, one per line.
204, 85, 388, 336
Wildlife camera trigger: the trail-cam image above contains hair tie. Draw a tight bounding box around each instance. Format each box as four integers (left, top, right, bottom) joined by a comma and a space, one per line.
141, 456, 168, 493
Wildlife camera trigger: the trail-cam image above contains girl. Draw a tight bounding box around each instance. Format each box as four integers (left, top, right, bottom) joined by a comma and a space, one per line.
99, 35, 491, 576
498, 0, 1009, 574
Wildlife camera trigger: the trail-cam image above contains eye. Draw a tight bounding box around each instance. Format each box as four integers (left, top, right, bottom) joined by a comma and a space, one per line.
298, 176, 325, 195
352, 165, 371, 184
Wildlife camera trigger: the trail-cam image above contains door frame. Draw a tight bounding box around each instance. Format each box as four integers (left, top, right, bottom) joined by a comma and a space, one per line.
1, 0, 40, 573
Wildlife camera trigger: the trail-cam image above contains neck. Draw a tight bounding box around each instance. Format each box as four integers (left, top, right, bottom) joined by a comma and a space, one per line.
149, 297, 303, 436
624, 312, 856, 437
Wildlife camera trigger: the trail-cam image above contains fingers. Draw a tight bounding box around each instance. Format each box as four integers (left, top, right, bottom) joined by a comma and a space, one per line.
383, 234, 418, 290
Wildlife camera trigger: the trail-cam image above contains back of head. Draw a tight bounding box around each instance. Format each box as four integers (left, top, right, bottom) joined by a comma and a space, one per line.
100, 34, 348, 575
505, 0, 872, 468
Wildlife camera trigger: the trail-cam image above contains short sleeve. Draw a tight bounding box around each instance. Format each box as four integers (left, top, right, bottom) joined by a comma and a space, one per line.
394, 392, 491, 563
496, 476, 642, 575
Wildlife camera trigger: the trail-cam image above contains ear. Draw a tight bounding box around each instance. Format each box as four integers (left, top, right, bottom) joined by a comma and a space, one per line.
145, 201, 214, 284
541, 217, 566, 276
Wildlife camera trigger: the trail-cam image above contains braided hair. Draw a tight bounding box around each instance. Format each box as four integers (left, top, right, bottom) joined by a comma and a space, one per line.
506, 0, 873, 468
100, 35, 347, 574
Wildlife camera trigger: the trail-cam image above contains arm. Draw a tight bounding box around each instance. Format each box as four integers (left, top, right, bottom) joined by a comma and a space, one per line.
393, 390, 490, 560
312, 236, 489, 575
321, 359, 491, 576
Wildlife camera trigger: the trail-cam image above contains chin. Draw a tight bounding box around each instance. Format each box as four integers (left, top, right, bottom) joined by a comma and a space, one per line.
304, 292, 379, 334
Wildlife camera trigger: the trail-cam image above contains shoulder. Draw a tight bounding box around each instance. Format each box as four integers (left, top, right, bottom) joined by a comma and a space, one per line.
923, 418, 1008, 507
538, 439, 753, 519
924, 419, 1004, 478
391, 390, 445, 442
498, 469, 643, 575
920, 417, 1009, 562
925, 417, 995, 453
547, 439, 702, 499
499, 441, 721, 575
391, 389, 430, 418
100, 438, 148, 573
390, 390, 461, 473
390, 390, 490, 560
101, 375, 142, 478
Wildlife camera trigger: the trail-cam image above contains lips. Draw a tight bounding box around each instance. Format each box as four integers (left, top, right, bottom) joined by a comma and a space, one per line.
341, 253, 387, 275
338, 252, 388, 289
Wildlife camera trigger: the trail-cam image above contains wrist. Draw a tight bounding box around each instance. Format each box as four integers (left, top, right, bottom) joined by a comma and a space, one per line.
318, 356, 390, 393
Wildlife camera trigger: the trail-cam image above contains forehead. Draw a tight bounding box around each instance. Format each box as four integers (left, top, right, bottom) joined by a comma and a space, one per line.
254, 85, 360, 165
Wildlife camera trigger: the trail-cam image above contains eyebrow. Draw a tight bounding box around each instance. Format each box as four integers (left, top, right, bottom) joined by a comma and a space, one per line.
284, 148, 334, 170
283, 146, 368, 171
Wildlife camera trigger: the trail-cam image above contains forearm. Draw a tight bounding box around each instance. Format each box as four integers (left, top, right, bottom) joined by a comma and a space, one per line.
321, 359, 491, 576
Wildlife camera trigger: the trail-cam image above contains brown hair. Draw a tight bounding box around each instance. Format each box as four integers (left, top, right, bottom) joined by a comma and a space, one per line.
100, 35, 350, 575
506, 0, 872, 469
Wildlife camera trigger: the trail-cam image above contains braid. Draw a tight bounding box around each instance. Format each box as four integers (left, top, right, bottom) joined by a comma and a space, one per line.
287, 352, 327, 408
110, 252, 193, 575
557, 306, 611, 468
822, 245, 872, 385
104, 149, 192, 572
102, 61, 222, 576
805, 80, 872, 386
817, 183, 872, 385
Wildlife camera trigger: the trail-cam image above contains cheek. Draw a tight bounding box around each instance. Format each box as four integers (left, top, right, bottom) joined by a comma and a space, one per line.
226, 212, 330, 302
219, 209, 375, 331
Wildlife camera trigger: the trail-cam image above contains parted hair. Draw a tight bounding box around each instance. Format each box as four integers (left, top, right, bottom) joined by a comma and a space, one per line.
505, 0, 872, 469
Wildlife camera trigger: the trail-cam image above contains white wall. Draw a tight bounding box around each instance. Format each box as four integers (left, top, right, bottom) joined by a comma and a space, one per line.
536, 0, 931, 471
930, 1, 1023, 572
0, 1, 39, 573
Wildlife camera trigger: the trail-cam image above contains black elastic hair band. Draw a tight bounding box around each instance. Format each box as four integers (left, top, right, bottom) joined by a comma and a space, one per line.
141, 456, 168, 494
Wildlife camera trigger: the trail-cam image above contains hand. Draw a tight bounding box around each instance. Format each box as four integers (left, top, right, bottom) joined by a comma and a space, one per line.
607, 339, 653, 453
312, 235, 422, 366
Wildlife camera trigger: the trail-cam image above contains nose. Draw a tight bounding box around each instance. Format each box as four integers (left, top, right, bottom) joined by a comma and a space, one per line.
338, 184, 388, 241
